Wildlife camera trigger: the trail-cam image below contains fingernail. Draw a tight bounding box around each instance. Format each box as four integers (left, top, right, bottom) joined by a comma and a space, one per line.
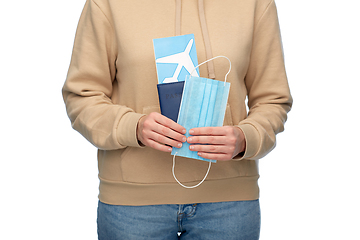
189, 130, 194, 135
178, 143, 182, 148
168, 147, 172, 152
182, 129, 186, 134
189, 145, 194, 150
187, 137, 192, 143
198, 152, 202, 156
182, 137, 186, 142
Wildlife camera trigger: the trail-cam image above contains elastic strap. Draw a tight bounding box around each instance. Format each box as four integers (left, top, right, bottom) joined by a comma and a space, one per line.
190, 56, 232, 85
172, 153, 212, 189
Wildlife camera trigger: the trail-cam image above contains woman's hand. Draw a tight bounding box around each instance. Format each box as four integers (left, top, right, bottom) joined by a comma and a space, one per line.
137, 112, 187, 152
187, 126, 246, 161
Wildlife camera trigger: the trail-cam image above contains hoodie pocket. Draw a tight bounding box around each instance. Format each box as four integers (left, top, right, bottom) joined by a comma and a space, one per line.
119, 105, 254, 183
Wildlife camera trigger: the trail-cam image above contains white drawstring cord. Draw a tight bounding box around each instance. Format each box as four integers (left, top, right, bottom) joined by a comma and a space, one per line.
172, 153, 212, 189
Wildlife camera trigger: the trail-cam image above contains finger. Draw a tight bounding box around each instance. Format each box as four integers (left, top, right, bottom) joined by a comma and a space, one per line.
189, 144, 234, 154
189, 127, 226, 136
141, 113, 186, 143
153, 113, 186, 135
145, 138, 173, 153
153, 122, 187, 143
147, 131, 184, 149
187, 135, 229, 145
196, 152, 233, 161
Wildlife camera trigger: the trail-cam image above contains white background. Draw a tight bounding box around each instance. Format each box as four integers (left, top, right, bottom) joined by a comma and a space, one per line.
1, 0, 359, 239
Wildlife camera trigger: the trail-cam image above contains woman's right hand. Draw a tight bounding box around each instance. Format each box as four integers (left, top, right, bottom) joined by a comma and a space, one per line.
136, 112, 187, 152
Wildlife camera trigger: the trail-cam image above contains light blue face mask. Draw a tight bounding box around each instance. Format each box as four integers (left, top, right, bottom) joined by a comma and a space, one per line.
171, 56, 231, 188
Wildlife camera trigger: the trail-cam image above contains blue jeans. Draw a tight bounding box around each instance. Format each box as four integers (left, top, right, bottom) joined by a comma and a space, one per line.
97, 200, 260, 240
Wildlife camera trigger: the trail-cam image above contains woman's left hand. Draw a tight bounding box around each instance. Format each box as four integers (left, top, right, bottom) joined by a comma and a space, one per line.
187, 126, 246, 161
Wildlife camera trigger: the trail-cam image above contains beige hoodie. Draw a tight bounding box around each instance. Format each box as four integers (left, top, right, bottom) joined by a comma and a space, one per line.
63, 0, 292, 205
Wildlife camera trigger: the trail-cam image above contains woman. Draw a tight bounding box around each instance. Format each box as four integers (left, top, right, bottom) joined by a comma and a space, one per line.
63, 0, 292, 239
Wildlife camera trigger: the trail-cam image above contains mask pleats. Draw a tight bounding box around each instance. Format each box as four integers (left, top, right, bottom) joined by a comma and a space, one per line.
172, 76, 230, 162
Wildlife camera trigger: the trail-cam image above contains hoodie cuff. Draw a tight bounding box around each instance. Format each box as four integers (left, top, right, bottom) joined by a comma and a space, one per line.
116, 112, 146, 148
233, 123, 261, 160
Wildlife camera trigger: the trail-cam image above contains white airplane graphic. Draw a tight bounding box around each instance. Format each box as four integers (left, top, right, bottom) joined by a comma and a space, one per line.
156, 39, 199, 83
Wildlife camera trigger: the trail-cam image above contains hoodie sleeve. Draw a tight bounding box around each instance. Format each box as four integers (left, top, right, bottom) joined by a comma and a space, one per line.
62, 0, 144, 150
236, 0, 293, 160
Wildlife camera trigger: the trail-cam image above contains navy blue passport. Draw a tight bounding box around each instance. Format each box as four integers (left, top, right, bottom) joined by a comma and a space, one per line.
157, 81, 185, 122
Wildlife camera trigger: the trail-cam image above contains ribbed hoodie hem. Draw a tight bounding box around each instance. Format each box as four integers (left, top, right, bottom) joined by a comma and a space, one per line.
98, 175, 259, 206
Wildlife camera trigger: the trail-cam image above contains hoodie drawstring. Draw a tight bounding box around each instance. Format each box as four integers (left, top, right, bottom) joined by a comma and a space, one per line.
198, 0, 215, 79
175, 0, 182, 36
175, 0, 216, 79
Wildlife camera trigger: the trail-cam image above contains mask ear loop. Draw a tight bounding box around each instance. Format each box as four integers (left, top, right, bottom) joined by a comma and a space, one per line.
190, 55, 232, 86
172, 56, 231, 189
172, 152, 212, 189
